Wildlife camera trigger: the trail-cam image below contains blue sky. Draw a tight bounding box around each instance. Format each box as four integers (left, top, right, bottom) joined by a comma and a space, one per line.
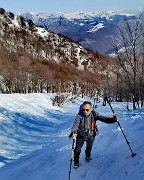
0, 0, 143, 13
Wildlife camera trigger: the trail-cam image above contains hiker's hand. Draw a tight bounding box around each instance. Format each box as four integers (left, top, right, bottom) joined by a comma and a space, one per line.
72, 133, 77, 139
113, 114, 118, 121
69, 132, 77, 139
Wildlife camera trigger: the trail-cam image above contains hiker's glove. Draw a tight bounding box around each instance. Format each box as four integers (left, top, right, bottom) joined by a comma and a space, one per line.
113, 114, 118, 121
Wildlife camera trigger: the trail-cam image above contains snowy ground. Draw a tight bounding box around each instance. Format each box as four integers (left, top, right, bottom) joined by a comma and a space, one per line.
0, 93, 143, 180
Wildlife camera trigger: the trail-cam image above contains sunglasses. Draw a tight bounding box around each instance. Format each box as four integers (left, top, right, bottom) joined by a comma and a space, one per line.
82, 109, 90, 112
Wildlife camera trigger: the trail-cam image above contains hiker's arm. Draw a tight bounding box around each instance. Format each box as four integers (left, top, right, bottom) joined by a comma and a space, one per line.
71, 114, 80, 133
95, 112, 117, 124
69, 114, 80, 139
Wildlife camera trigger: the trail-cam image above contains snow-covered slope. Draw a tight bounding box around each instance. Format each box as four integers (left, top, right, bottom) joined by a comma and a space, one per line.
0, 93, 143, 180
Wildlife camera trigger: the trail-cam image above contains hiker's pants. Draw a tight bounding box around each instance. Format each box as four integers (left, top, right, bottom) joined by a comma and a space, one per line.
74, 136, 95, 163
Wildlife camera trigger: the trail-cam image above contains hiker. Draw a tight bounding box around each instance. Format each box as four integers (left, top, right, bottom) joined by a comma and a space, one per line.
69, 101, 118, 168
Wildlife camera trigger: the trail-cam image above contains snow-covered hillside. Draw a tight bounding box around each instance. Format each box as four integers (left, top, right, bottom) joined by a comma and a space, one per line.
0, 93, 143, 180
0, 7, 103, 71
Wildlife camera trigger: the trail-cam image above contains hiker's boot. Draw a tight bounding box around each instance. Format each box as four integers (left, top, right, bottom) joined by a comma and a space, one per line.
85, 156, 92, 162
74, 162, 79, 169
74, 151, 80, 168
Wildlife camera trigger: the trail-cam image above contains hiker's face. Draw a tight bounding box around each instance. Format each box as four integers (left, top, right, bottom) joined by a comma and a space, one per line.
82, 104, 92, 116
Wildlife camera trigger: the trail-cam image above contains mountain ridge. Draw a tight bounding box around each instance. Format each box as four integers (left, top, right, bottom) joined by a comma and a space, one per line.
21, 9, 141, 54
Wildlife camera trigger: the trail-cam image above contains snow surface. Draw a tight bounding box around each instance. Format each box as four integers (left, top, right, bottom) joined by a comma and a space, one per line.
35, 27, 49, 40
11, 16, 20, 28
0, 93, 143, 180
88, 23, 105, 33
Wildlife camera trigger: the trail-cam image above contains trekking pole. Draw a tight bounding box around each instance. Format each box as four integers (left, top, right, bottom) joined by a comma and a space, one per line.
68, 139, 75, 180
105, 97, 136, 158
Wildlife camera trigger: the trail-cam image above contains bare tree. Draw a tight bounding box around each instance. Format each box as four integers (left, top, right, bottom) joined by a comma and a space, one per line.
113, 11, 144, 109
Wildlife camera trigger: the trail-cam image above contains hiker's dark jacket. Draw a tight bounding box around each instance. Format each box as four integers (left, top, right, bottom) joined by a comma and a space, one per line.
71, 111, 116, 138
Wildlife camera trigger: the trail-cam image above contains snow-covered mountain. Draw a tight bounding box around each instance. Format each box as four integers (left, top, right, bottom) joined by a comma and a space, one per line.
21, 10, 141, 54
0, 7, 107, 71
0, 93, 143, 180
1, 7, 117, 96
